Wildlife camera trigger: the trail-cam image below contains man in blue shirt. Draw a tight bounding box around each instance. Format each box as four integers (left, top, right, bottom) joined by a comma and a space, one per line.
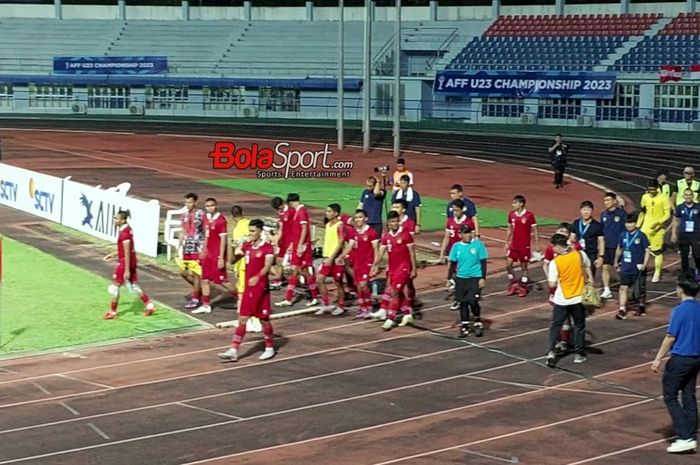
652, 273, 700, 454
446, 184, 480, 237
357, 175, 386, 238
572, 200, 604, 279
446, 224, 488, 338
671, 188, 700, 279
615, 213, 650, 320
600, 192, 627, 299
391, 175, 422, 231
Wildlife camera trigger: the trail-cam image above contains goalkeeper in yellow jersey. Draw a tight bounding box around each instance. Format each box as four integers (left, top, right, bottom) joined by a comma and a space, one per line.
637, 179, 671, 283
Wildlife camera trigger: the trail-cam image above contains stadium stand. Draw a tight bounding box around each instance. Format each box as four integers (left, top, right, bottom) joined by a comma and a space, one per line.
446, 13, 663, 72
0, 18, 487, 78
612, 12, 700, 73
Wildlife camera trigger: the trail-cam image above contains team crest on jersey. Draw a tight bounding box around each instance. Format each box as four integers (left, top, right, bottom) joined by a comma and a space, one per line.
634, 238, 641, 244
470, 248, 477, 254
255, 251, 263, 258
397, 239, 403, 244
694, 210, 699, 215
614, 216, 620, 222
521, 218, 527, 224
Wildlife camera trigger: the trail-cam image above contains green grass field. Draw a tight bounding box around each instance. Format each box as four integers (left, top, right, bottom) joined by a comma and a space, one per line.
0, 236, 204, 356
203, 178, 562, 231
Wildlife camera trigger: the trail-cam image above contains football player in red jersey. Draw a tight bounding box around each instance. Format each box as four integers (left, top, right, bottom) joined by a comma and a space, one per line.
193, 198, 238, 315
270, 196, 294, 289
276, 193, 320, 307
505, 195, 541, 297
219, 219, 276, 362
344, 209, 379, 318
371, 211, 417, 331
102, 210, 155, 319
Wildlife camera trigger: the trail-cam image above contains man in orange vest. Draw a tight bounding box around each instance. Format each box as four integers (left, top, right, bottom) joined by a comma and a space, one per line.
546, 233, 593, 367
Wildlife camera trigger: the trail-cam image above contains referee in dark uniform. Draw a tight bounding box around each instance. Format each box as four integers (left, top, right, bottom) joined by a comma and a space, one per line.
446, 224, 488, 338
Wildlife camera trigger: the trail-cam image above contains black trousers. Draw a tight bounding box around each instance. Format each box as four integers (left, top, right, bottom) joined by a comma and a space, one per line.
548, 303, 586, 355
553, 167, 565, 185
663, 355, 700, 441
678, 233, 700, 274
455, 277, 481, 324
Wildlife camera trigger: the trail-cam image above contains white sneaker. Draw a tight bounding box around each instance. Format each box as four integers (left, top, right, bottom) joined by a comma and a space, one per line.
218, 348, 238, 361
259, 348, 276, 361
246, 318, 262, 333
652, 272, 661, 283
331, 306, 346, 316
601, 288, 613, 299
382, 319, 395, 331
450, 301, 460, 311
191, 305, 212, 315
275, 299, 293, 307
398, 314, 414, 327
306, 299, 319, 307
314, 305, 334, 316
667, 439, 697, 453
371, 309, 387, 320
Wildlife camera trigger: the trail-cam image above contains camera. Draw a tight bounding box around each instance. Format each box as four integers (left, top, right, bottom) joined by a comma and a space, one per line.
374, 165, 389, 173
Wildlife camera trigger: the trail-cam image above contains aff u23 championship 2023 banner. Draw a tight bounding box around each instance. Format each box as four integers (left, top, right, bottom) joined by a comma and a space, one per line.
53, 56, 168, 75
433, 70, 617, 99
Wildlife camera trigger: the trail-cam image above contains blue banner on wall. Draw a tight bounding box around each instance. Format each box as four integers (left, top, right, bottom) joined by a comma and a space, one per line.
53, 56, 168, 75
433, 70, 616, 99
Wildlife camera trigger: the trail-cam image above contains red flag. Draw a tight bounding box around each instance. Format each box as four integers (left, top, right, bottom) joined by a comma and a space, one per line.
660, 64, 683, 83
690, 64, 700, 80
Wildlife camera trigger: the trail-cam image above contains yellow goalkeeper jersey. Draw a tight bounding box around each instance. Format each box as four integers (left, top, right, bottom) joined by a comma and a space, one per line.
637, 192, 671, 230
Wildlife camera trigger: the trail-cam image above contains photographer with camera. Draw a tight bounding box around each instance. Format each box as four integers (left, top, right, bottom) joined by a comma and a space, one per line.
392, 158, 414, 192
359, 173, 387, 238
548, 134, 569, 189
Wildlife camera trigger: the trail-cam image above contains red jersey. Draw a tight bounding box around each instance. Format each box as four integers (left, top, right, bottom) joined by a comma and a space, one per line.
242, 240, 274, 287
290, 204, 312, 248
278, 205, 295, 245
381, 228, 414, 272
508, 209, 537, 250
445, 215, 473, 250
352, 225, 378, 265
203, 213, 228, 259
117, 225, 137, 267
399, 215, 416, 235
543, 241, 582, 261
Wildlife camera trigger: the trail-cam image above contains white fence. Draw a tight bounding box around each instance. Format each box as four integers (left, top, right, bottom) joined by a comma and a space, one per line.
0, 163, 161, 257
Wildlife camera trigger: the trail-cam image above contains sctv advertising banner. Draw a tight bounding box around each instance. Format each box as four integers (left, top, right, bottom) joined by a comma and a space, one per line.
433, 70, 617, 99
53, 56, 168, 75
0, 163, 160, 257
61, 179, 160, 257
0, 163, 62, 222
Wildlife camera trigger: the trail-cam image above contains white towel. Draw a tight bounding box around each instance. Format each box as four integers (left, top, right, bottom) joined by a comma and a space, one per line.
395, 187, 414, 202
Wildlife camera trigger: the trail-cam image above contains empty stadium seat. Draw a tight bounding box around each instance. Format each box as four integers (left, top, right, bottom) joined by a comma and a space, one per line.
447, 13, 660, 72
611, 13, 700, 73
